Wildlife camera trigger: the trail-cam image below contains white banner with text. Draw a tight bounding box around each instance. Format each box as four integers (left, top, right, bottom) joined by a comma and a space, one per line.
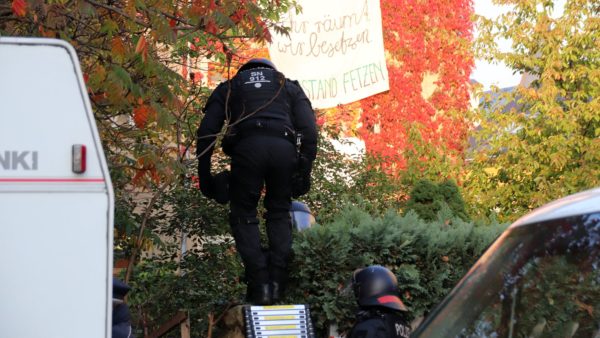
268, 0, 389, 109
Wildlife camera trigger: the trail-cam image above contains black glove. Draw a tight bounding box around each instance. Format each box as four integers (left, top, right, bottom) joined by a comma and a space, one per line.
199, 174, 216, 199
213, 170, 230, 204
291, 156, 312, 198
198, 154, 216, 199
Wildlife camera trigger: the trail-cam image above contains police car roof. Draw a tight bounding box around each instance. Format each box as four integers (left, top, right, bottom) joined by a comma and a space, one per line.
510, 186, 600, 228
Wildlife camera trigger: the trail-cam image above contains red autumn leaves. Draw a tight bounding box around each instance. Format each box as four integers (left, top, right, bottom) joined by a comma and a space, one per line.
358, 0, 474, 172
135, 36, 148, 62
133, 99, 156, 129
11, 0, 27, 17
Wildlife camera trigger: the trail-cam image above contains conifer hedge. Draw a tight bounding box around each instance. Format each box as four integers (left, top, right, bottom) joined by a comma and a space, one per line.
128, 187, 507, 337
287, 206, 507, 334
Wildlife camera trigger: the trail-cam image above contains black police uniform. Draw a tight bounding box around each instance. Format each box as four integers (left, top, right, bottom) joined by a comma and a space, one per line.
349, 308, 412, 338
196, 65, 317, 303
113, 278, 135, 338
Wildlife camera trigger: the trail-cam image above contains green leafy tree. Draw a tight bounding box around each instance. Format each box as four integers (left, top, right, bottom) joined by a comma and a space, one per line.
300, 126, 406, 224
467, 0, 600, 221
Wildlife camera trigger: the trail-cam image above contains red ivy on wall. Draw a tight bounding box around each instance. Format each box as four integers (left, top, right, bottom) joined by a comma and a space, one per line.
359, 0, 474, 173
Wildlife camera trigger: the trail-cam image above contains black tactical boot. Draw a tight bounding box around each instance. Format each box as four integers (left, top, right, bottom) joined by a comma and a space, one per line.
250, 283, 272, 305
269, 265, 288, 303
271, 281, 285, 303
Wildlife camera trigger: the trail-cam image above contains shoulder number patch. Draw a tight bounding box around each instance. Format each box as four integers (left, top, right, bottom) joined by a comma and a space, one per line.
244, 71, 271, 88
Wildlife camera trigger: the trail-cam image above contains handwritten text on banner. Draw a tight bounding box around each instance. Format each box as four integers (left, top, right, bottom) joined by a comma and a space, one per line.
268, 0, 389, 109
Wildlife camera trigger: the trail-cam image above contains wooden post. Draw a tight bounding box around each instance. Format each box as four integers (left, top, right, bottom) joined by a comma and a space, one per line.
146, 311, 188, 338
180, 312, 191, 338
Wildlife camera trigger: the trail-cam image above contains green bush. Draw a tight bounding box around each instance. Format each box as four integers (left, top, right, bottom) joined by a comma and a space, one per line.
404, 179, 470, 221
125, 177, 244, 338
286, 206, 506, 335
123, 137, 498, 337
127, 199, 505, 337
128, 240, 245, 337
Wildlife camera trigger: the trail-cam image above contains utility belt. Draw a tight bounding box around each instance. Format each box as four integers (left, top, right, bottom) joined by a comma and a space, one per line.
222, 119, 297, 155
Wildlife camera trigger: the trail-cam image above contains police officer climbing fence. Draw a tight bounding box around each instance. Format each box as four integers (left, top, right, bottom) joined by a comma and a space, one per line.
349, 265, 412, 338
196, 58, 318, 305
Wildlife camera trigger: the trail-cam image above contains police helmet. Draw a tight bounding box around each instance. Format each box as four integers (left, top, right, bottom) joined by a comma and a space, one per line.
352, 265, 408, 311
290, 201, 315, 231
238, 58, 277, 72
113, 277, 131, 304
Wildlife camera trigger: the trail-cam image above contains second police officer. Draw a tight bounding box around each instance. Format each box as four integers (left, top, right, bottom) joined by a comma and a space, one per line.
196, 58, 317, 305
349, 265, 412, 338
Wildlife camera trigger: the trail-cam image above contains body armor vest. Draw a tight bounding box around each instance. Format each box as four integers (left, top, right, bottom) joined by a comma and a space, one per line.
221, 67, 296, 155
229, 67, 293, 128
351, 309, 412, 338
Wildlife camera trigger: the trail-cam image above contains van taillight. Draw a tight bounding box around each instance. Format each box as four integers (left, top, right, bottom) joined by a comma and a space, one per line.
72, 144, 87, 174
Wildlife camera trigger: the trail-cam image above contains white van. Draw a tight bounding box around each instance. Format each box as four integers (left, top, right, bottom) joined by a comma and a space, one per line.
0, 37, 113, 338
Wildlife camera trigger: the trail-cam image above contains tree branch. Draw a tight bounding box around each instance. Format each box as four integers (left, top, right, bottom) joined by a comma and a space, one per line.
124, 182, 170, 284
84, 0, 150, 28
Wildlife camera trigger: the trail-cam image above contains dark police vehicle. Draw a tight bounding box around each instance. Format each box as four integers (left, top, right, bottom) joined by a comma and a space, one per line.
412, 187, 600, 338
